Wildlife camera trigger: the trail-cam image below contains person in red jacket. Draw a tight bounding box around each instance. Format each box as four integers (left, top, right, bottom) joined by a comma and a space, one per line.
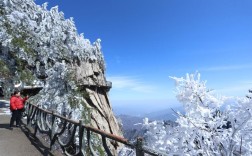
9, 90, 28, 128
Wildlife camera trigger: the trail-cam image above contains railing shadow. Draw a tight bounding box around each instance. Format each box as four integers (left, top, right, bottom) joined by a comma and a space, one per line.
20, 122, 57, 156
0, 123, 12, 130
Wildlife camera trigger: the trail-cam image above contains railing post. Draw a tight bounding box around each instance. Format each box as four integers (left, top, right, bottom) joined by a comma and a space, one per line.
136, 137, 144, 156
27, 102, 31, 125
50, 111, 56, 150
79, 119, 84, 156
34, 109, 38, 136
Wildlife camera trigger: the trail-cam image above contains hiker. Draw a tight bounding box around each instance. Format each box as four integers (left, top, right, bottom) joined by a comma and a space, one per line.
9, 90, 28, 128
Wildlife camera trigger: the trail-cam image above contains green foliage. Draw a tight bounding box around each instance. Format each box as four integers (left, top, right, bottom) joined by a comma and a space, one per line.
15, 58, 26, 72
3, 21, 12, 34
68, 96, 79, 109
95, 145, 106, 156
12, 56, 35, 85
66, 67, 93, 124
66, 69, 91, 108
0, 7, 5, 16
19, 68, 35, 85
65, 68, 90, 100
0, 59, 11, 77
68, 95, 92, 125
81, 102, 92, 125
89, 133, 106, 155
11, 37, 36, 57
77, 86, 90, 99
68, 87, 90, 106
4, 19, 36, 58
83, 134, 106, 156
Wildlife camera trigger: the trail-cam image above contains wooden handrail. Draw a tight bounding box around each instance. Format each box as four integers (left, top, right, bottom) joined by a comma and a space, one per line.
25, 102, 167, 156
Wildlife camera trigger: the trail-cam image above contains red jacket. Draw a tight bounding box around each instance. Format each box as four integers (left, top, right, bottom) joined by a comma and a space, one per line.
10, 96, 28, 111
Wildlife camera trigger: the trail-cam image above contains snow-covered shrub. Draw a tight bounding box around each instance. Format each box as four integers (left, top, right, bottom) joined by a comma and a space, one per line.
141, 72, 252, 155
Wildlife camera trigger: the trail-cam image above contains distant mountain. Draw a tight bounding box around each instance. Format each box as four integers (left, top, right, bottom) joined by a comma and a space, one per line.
117, 114, 178, 141
117, 115, 145, 141
143, 107, 185, 121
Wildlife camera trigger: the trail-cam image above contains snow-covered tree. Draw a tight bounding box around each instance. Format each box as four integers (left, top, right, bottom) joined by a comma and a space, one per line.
141, 72, 252, 155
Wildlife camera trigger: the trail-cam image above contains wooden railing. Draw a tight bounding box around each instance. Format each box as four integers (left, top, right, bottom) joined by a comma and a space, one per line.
24, 102, 167, 156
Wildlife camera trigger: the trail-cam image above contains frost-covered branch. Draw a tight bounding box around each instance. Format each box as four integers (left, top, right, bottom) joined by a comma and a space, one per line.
140, 72, 252, 155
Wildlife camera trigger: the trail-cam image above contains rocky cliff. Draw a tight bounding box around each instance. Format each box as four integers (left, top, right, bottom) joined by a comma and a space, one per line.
0, 0, 122, 154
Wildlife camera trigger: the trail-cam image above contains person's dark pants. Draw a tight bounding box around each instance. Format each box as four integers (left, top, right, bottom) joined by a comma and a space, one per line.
10, 109, 22, 127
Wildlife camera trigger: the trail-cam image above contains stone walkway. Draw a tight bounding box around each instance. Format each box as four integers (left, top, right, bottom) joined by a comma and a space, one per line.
0, 100, 62, 156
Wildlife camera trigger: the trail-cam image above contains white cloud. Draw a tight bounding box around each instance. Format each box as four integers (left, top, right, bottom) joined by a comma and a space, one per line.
107, 76, 156, 93
201, 64, 252, 72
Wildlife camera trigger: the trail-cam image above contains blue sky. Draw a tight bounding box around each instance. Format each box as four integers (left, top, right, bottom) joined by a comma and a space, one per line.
35, 0, 252, 115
